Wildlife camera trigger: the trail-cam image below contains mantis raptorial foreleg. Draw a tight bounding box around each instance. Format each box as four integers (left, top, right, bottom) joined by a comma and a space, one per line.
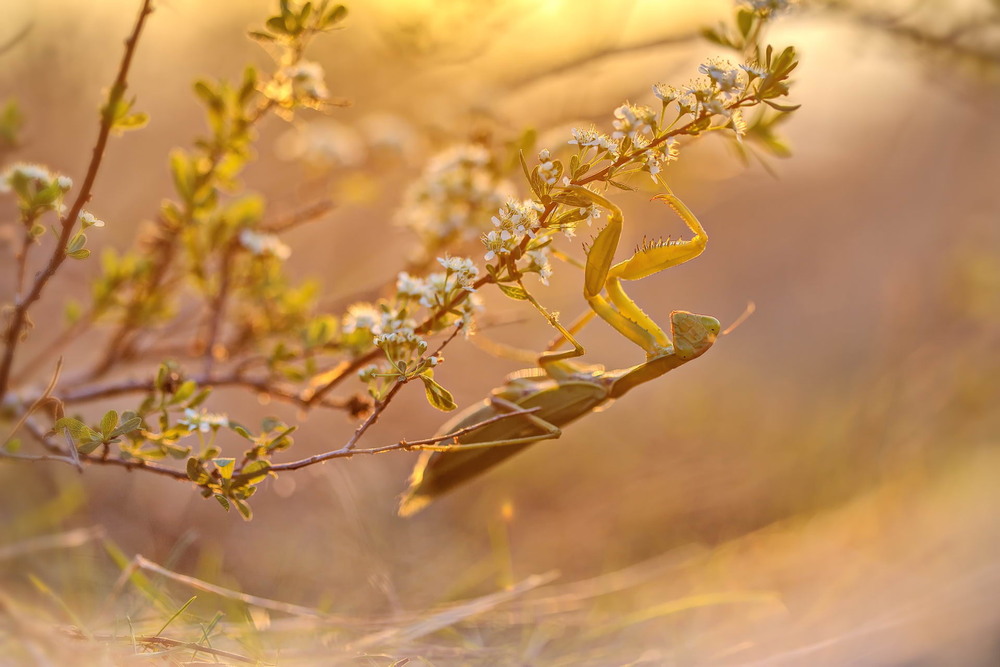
573, 186, 709, 357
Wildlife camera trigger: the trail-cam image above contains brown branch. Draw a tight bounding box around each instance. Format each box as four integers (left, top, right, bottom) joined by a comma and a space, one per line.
54, 371, 360, 412
200, 241, 237, 376
262, 197, 335, 233
0, 0, 155, 400
269, 404, 542, 472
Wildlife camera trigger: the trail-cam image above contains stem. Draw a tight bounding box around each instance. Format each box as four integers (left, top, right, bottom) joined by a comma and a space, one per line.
0, 0, 155, 400
200, 241, 236, 376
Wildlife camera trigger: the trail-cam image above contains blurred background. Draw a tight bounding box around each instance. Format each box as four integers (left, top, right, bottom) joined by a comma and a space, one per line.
1, 0, 998, 663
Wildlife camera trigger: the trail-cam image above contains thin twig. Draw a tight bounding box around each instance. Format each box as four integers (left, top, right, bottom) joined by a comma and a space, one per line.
200, 240, 237, 376
261, 197, 335, 233
54, 371, 359, 412
0, 0, 155, 400
268, 405, 542, 472
3, 357, 62, 449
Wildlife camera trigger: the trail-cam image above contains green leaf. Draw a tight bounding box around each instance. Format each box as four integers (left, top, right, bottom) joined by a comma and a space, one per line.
172, 380, 197, 403
323, 4, 347, 27
76, 439, 104, 455
238, 460, 271, 485
266, 16, 290, 35
100, 410, 119, 438
187, 458, 210, 484
248, 30, 276, 42
419, 374, 457, 412
233, 498, 253, 521
762, 100, 801, 113
67, 249, 91, 260
55, 417, 100, 444
115, 112, 149, 131
213, 458, 236, 479
169, 150, 194, 203
497, 283, 528, 301
737, 9, 754, 39
111, 416, 143, 438
214, 495, 231, 512
66, 233, 87, 254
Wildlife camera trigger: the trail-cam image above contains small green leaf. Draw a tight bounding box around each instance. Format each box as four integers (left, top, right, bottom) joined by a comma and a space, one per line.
238, 460, 271, 485
110, 416, 143, 438
266, 16, 290, 35
67, 249, 91, 260
762, 100, 801, 113
66, 233, 87, 254
497, 283, 528, 301
115, 112, 149, 131
213, 458, 236, 479
233, 498, 253, 521
187, 458, 209, 483
214, 495, 231, 511
100, 410, 119, 438
248, 30, 276, 42
172, 380, 197, 403
737, 9, 754, 39
76, 439, 104, 455
419, 374, 457, 412
55, 417, 100, 444
323, 4, 347, 27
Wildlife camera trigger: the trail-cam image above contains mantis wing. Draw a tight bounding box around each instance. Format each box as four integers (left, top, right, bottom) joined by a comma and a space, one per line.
398, 380, 609, 516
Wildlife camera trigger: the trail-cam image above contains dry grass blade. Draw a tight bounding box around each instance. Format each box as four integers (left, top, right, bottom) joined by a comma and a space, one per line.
0, 526, 105, 561
351, 570, 560, 650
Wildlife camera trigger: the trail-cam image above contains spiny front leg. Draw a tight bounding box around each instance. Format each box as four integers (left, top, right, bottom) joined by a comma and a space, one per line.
612, 193, 708, 282
566, 185, 710, 357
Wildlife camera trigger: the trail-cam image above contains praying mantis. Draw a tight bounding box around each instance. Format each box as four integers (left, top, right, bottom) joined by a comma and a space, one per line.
398, 186, 720, 516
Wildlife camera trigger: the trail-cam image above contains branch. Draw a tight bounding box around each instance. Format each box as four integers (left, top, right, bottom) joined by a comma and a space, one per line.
54, 371, 363, 412
269, 405, 542, 472
0, 0, 155, 400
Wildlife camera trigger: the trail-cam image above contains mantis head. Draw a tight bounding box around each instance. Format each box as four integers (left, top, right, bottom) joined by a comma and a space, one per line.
669, 311, 720, 360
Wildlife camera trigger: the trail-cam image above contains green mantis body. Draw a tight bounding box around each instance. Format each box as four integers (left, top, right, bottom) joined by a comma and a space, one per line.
399, 187, 719, 516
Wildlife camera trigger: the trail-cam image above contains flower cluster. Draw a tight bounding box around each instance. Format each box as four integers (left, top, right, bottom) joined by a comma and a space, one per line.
611, 103, 656, 142
1, 162, 72, 221
482, 198, 544, 262
179, 408, 230, 433
740, 0, 796, 16
568, 126, 621, 158
265, 60, 330, 110
395, 255, 480, 323
239, 229, 292, 260
397, 144, 516, 263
